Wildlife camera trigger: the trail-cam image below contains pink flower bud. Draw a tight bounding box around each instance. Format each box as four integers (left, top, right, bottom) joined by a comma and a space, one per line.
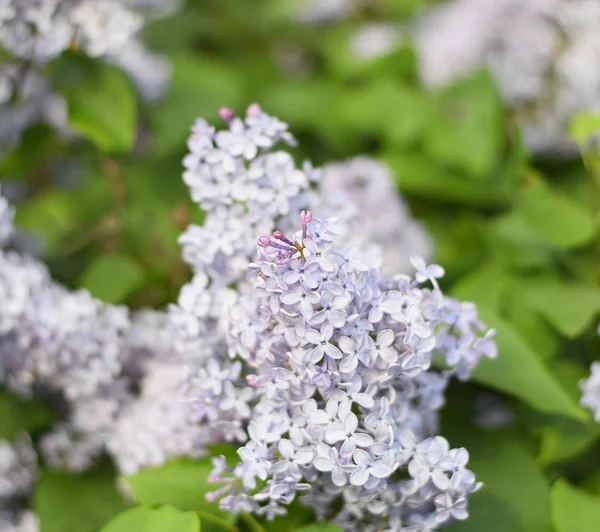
205, 492, 218, 503
219, 107, 234, 122
299, 210, 313, 224
272, 230, 294, 246
246, 103, 262, 118
257, 235, 270, 248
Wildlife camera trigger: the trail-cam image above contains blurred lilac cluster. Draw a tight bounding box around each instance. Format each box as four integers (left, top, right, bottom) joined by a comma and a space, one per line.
0, 0, 177, 156
0, 105, 496, 530
416, 0, 600, 154
0, 434, 38, 532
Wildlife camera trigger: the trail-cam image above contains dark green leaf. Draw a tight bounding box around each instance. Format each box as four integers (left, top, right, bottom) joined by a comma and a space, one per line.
524, 282, 600, 338
449, 262, 506, 312
0, 390, 55, 440
539, 421, 599, 465
472, 307, 586, 421
517, 174, 594, 249
424, 71, 503, 178
501, 282, 558, 362
449, 436, 552, 532
295, 524, 343, 532
34, 462, 129, 532
486, 212, 552, 270
539, 361, 599, 464
386, 154, 510, 207
99, 505, 200, 532
124, 456, 236, 526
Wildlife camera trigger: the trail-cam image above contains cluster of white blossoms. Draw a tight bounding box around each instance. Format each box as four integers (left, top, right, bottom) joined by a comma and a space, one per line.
321, 157, 432, 276
204, 214, 494, 529
0, 0, 177, 156
166, 105, 496, 528
0, 434, 38, 532
0, 184, 203, 477
415, 0, 600, 154
0, 105, 495, 530
580, 353, 600, 423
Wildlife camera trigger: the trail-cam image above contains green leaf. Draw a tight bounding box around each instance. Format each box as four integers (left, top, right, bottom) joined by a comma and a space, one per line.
151, 54, 244, 157
295, 524, 343, 532
0, 390, 55, 440
335, 80, 431, 144
539, 361, 599, 464
472, 306, 586, 421
124, 456, 236, 526
385, 154, 510, 207
517, 174, 594, 249
424, 71, 503, 178
0, 125, 56, 178
55, 54, 137, 153
568, 112, 600, 147
449, 262, 506, 312
551, 480, 600, 532
501, 277, 559, 361
79, 253, 145, 303
449, 436, 552, 532
524, 282, 600, 338
100, 505, 200, 532
34, 462, 129, 532
486, 212, 553, 270
14, 191, 76, 255
539, 421, 599, 465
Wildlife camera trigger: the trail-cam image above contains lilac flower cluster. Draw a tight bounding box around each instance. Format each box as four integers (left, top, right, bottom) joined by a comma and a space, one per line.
0, 190, 198, 475
0, 434, 38, 532
202, 210, 495, 529
0, 0, 176, 156
580, 361, 600, 423
147, 105, 435, 477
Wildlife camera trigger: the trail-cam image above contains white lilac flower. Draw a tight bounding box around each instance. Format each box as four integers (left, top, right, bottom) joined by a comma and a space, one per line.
0, 186, 15, 247
0, 434, 37, 502
201, 208, 494, 529
106, 363, 212, 475
415, 0, 600, 153
348, 23, 403, 61
295, 0, 360, 24
319, 157, 433, 276
0, 510, 39, 532
0, 64, 68, 159
580, 361, 600, 422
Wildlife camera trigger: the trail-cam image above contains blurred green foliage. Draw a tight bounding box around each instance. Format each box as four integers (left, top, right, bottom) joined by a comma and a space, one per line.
4, 0, 600, 530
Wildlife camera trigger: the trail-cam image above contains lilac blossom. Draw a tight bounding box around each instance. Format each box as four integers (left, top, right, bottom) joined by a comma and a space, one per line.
580, 361, 600, 422
203, 208, 494, 529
